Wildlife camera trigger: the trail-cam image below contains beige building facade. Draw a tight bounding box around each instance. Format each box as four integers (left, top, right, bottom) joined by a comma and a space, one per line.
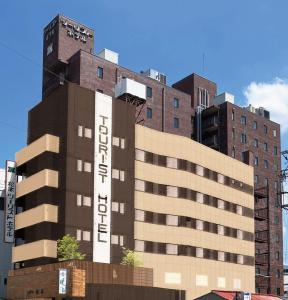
134, 125, 255, 300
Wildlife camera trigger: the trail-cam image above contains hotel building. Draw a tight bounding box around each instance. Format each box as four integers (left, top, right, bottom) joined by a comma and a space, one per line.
5, 14, 270, 299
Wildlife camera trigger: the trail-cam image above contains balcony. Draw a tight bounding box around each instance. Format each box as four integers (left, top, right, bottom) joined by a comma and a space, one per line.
254, 208, 268, 221
255, 252, 269, 266
115, 78, 146, 106
202, 116, 219, 133
16, 169, 58, 199
16, 134, 59, 167
12, 239, 57, 263
15, 204, 58, 230
255, 230, 269, 243
203, 135, 218, 149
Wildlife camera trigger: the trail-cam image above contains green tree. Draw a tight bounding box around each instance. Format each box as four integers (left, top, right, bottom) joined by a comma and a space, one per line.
121, 248, 143, 267
57, 234, 86, 261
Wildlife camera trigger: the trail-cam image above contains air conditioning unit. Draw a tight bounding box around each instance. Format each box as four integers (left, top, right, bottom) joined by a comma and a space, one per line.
141, 69, 167, 84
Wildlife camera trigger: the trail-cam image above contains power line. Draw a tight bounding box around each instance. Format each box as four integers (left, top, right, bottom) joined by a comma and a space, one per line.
0, 39, 70, 84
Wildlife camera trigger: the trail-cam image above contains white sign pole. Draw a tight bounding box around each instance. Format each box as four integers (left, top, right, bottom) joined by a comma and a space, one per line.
4, 160, 17, 243
93, 92, 112, 263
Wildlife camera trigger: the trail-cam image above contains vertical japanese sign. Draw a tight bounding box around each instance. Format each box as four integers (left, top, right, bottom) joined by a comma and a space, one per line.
58, 268, 67, 294
4, 160, 17, 243
93, 92, 112, 263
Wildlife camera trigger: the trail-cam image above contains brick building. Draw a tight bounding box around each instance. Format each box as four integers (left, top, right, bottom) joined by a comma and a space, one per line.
201, 94, 283, 295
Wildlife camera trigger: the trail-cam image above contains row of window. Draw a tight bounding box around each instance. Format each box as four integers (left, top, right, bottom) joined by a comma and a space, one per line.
235, 114, 277, 137
135, 149, 254, 195
134, 240, 254, 266
164, 272, 241, 289
147, 107, 180, 128
239, 134, 278, 155
135, 179, 254, 219
135, 209, 254, 242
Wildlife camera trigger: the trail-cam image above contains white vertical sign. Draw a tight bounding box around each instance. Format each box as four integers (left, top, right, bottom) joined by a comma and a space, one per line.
4, 160, 17, 243
58, 269, 67, 294
93, 92, 112, 263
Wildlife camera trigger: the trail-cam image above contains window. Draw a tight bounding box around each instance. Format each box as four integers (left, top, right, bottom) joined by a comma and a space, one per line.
217, 277, 226, 288
113, 137, 125, 149
135, 240, 145, 251
217, 199, 225, 210
196, 165, 204, 176
111, 235, 119, 245
77, 194, 82, 206
264, 160, 269, 169
196, 220, 204, 230
276, 251, 280, 260
232, 128, 235, 140
167, 157, 178, 169
264, 178, 268, 186
97, 67, 103, 79
84, 162, 91, 173
274, 181, 278, 191
274, 146, 278, 156
217, 174, 225, 184
196, 275, 208, 287
253, 139, 259, 148
254, 175, 259, 184
135, 179, 145, 192
173, 98, 179, 108
253, 121, 257, 130
165, 273, 182, 284
232, 147, 236, 158
196, 247, 204, 258
264, 125, 268, 134
264, 142, 268, 151
240, 115, 247, 125
84, 128, 92, 138
218, 225, 225, 235
273, 129, 277, 137
135, 209, 145, 221
276, 269, 281, 279
83, 196, 91, 207
173, 117, 180, 128
77, 160, 83, 171
218, 251, 225, 261
146, 86, 152, 98
135, 149, 145, 162
76, 229, 82, 241
232, 111, 235, 121
237, 255, 244, 264
83, 231, 91, 241
233, 279, 241, 289
166, 244, 178, 255
166, 215, 179, 226
196, 193, 204, 204
274, 215, 279, 225
236, 205, 243, 215
78, 125, 83, 137
147, 107, 152, 119
112, 169, 125, 181
47, 43, 53, 56
237, 230, 243, 240
254, 156, 259, 166
167, 186, 178, 197
240, 133, 247, 144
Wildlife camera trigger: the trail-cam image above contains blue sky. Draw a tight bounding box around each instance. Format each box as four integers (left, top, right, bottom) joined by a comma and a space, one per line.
0, 0, 288, 255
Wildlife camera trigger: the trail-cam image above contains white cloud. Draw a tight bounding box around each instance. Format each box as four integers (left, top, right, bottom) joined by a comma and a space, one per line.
243, 78, 288, 134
